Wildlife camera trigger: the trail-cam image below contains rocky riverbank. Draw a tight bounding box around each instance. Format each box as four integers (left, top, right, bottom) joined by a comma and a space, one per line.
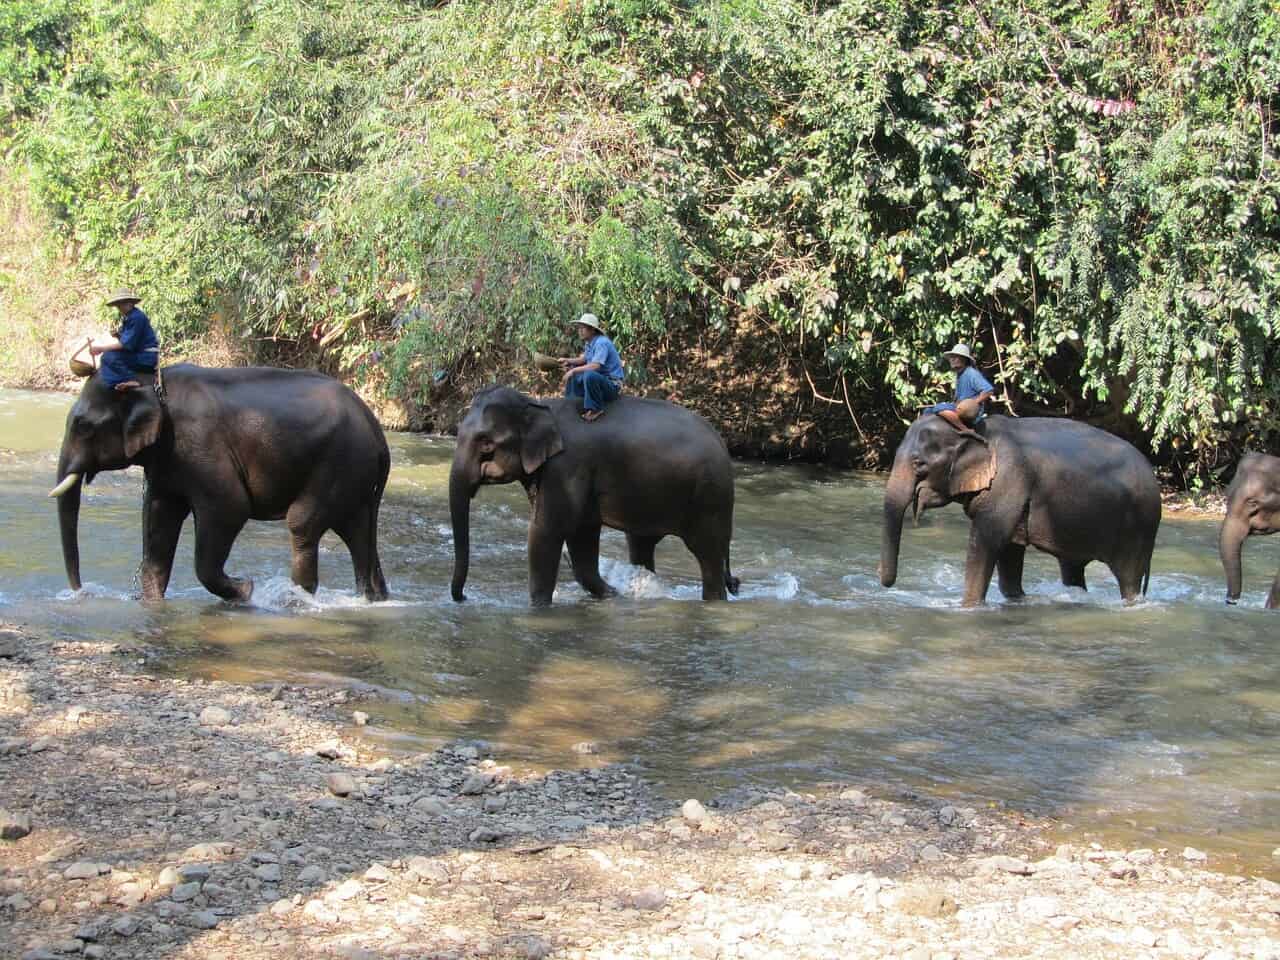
1, 621, 1277, 960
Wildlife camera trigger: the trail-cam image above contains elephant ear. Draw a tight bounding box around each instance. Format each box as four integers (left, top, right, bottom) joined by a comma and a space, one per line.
122, 389, 164, 459
949, 436, 996, 497
520, 401, 564, 475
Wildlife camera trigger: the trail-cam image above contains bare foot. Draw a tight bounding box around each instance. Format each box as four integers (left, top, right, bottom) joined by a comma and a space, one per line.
114, 380, 142, 392
581, 409, 605, 422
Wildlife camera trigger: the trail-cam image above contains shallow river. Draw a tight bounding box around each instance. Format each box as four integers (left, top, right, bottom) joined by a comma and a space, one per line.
2, 388, 1278, 873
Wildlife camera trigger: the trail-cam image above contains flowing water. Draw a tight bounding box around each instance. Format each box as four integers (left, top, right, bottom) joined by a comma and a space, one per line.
3, 387, 1278, 873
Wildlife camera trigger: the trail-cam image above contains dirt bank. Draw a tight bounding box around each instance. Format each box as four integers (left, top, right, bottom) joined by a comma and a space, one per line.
2, 621, 1277, 960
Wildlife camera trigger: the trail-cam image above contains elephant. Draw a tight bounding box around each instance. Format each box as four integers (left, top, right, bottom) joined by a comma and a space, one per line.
1220, 452, 1280, 608
449, 386, 739, 605
50, 365, 390, 602
879, 415, 1161, 606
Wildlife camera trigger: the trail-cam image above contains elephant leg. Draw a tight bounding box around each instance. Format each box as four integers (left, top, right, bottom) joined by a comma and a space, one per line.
335, 506, 388, 602
1059, 559, 1088, 590
681, 530, 729, 602
961, 525, 1000, 607
286, 503, 324, 594
1105, 555, 1147, 602
626, 533, 660, 572
996, 543, 1027, 600
1269, 569, 1280, 610
527, 525, 565, 607
567, 525, 616, 599
141, 494, 190, 600
193, 509, 252, 601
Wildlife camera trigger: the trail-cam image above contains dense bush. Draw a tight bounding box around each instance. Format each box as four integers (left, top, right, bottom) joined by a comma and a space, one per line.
2, 0, 1277, 476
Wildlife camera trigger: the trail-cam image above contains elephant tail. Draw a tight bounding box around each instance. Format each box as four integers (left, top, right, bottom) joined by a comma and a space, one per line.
724, 549, 740, 597
365, 444, 390, 600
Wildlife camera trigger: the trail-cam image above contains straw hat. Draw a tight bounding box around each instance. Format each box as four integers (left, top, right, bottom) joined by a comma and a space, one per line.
105, 288, 141, 307
573, 312, 605, 335
942, 342, 974, 363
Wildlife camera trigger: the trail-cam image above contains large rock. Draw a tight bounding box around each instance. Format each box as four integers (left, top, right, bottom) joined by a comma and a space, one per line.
198, 706, 231, 726
460, 773, 493, 795
682, 798, 709, 823
63, 862, 109, 880
884, 884, 958, 918
406, 856, 450, 884
327, 773, 357, 797
0, 809, 33, 841
412, 797, 449, 817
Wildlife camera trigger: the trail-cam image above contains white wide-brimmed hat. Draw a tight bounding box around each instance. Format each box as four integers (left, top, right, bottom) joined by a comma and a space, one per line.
573, 312, 605, 334
942, 342, 974, 362
105, 288, 141, 306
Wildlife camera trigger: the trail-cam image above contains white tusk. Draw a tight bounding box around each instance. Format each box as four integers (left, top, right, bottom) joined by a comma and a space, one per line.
48, 473, 81, 498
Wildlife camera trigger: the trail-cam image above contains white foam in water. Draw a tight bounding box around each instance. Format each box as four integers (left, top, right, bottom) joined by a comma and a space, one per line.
738, 572, 800, 601
599, 559, 672, 599
244, 576, 423, 611
56, 582, 132, 602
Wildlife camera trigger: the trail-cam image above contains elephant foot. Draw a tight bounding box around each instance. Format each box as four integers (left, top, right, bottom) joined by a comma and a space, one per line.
221, 577, 254, 603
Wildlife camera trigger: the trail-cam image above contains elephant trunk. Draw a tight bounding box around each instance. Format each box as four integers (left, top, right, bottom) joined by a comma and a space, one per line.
1220, 514, 1248, 603
54, 451, 83, 591
879, 452, 916, 588
449, 460, 476, 602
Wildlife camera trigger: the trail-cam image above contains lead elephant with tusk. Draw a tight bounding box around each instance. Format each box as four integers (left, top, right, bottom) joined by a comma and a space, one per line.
1220, 452, 1280, 608
449, 386, 739, 605
880, 414, 1161, 606
51, 365, 391, 602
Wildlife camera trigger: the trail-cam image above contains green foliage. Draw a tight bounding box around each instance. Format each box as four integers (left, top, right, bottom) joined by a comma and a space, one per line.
2, 0, 1278, 470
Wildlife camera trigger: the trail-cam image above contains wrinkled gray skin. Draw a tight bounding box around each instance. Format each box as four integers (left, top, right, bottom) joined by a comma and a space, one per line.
880, 415, 1161, 606
52, 365, 390, 602
450, 387, 739, 605
1220, 452, 1280, 608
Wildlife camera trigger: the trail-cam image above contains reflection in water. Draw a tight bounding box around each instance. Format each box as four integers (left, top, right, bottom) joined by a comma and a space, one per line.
2, 388, 1279, 873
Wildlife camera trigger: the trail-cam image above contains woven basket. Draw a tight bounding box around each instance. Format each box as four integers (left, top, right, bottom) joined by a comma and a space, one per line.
69, 339, 95, 378
532, 350, 561, 372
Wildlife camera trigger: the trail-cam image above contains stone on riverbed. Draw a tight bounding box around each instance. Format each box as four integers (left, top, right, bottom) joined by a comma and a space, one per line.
327, 772, 357, 797
1, 808, 33, 840
198, 705, 231, 726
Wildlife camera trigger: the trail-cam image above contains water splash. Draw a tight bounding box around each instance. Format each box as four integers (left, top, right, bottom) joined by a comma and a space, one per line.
57, 582, 132, 602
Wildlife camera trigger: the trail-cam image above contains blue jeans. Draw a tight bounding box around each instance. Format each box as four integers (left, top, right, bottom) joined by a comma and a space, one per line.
922, 401, 986, 420
565, 371, 620, 412
99, 350, 157, 387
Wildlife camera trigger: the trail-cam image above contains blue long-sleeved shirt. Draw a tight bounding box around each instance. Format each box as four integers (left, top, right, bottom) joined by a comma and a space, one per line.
583, 334, 625, 386
115, 306, 160, 361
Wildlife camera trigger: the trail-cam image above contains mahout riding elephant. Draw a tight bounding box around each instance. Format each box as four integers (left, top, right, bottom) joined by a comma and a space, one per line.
1220, 452, 1280, 608
449, 386, 738, 605
50, 365, 390, 602
879, 415, 1161, 605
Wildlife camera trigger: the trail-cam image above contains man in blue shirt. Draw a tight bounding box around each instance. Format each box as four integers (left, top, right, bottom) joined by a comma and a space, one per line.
922, 342, 994, 438
91, 288, 160, 392
559, 313, 625, 422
